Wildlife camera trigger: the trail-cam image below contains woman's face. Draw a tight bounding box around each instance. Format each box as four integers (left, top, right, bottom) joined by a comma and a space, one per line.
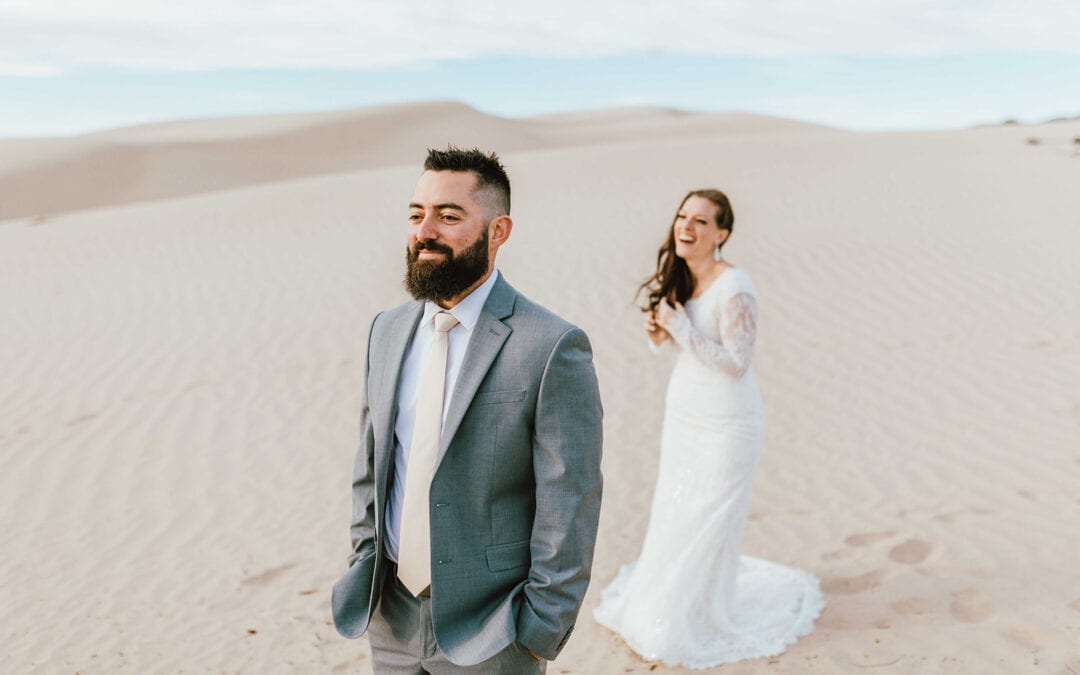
672, 195, 728, 262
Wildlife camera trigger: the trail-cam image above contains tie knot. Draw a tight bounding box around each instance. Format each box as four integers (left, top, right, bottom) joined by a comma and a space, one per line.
433, 311, 459, 333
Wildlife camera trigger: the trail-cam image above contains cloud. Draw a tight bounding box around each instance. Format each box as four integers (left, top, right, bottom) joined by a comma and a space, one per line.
1, 0, 1078, 72
0, 62, 62, 77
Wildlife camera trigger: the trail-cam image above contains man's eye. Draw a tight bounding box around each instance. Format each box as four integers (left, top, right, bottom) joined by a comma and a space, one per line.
409, 214, 422, 222
443, 215, 460, 222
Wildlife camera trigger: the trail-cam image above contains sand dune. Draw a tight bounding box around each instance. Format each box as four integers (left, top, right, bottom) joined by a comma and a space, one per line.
0, 102, 834, 221
1, 106, 1078, 674
0, 102, 533, 221
524, 107, 834, 143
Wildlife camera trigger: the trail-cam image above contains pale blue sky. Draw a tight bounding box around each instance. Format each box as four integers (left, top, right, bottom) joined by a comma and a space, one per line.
2, 1, 1078, 136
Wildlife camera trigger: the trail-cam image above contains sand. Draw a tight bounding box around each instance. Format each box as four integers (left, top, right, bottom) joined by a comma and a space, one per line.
1, 102, 1078, 674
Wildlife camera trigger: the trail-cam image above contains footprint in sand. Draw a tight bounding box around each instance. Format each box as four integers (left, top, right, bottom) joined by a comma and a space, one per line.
1003, 627, 1048, 650
949, 588, 996, 623
1067, 598, 1080, 612
889, 539, 934, 564
844, 531, 897, 546
821, 569, 888, 595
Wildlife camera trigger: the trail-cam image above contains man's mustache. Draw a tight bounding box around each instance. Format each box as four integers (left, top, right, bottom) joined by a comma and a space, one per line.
412, 240, 454, 256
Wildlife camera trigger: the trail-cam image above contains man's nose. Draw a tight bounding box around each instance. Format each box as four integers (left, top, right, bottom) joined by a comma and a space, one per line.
415, 213, 438, 241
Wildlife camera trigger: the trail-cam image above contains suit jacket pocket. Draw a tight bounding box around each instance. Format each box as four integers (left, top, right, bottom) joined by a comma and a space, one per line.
331, 551, 377, 638
472, 388, 527, 406
485, 539, 531, 572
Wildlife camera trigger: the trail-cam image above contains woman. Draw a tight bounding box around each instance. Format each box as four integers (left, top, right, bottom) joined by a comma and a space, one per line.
594, 189, 824, 668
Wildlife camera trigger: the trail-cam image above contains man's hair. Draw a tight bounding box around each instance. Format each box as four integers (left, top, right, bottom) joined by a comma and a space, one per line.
424, 146, 511, 216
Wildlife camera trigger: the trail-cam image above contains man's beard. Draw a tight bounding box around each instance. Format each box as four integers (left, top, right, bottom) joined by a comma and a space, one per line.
404, 229, 490, 303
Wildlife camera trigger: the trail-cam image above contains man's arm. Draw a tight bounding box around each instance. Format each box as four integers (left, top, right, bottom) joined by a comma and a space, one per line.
347, 314, 381, 566
332, 314, 384, 639
517, 326, 604, 660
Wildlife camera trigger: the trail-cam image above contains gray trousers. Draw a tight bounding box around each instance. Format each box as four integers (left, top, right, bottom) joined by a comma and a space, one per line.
368, 565, 546, 674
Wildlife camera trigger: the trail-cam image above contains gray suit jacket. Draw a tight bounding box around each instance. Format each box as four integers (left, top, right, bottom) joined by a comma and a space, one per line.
331, 275, 603, 665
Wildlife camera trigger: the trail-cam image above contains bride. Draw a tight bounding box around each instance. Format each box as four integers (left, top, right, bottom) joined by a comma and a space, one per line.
593, 189, 824, 668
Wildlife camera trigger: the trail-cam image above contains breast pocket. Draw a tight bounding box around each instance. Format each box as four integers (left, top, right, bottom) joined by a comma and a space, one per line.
485, 539, 531, 572
471, 388, 526, 407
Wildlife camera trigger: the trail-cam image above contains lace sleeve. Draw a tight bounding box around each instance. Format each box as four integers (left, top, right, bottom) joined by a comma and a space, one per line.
663, 292, 758, 378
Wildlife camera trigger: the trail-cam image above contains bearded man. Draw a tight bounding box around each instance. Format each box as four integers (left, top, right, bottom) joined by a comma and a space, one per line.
332, 146, 604, 674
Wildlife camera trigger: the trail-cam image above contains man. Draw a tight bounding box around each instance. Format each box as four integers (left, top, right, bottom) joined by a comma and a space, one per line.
332, 146, 603, 674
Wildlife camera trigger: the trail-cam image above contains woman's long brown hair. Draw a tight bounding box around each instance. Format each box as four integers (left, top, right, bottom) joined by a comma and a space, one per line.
638, 189, 735, 313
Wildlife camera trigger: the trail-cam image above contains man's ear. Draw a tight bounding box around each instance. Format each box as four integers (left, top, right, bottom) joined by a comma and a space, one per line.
490, 215, 513, 248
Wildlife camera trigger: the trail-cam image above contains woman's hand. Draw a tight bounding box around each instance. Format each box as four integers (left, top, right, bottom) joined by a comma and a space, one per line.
646, 307, 671, 346
654, 299, 690, 343
655, 299, 684, 327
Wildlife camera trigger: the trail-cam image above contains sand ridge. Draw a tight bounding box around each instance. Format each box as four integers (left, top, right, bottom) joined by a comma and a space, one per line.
0, 102, 837, 222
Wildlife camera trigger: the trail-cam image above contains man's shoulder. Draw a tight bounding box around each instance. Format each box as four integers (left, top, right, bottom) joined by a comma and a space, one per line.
507, 291, 584, 341
368, 300, 419, 336
376, 299, 418, 321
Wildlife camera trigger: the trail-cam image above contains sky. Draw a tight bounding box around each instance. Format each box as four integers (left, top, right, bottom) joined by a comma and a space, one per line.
2, 1, 1079, 136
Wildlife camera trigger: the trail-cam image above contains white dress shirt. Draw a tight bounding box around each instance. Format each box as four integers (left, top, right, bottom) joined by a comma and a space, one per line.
383, 269, 500, 562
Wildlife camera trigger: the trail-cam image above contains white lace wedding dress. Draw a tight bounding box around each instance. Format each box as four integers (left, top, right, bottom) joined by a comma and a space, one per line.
594, 267, 824, 668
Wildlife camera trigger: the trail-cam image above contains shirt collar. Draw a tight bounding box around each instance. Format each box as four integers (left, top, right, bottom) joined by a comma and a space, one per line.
420, 268, 500, 331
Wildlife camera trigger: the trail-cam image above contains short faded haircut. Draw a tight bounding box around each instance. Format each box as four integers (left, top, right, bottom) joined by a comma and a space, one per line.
424, 146, 511, 216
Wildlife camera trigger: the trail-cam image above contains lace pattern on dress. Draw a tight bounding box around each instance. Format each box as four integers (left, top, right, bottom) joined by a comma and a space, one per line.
664, 291, 758, 378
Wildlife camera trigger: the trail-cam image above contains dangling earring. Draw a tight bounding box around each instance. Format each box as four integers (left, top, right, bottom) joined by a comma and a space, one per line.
713, 244, 722, 262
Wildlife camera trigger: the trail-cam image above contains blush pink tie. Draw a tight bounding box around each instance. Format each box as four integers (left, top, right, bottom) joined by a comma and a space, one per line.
398, 311, 459, 595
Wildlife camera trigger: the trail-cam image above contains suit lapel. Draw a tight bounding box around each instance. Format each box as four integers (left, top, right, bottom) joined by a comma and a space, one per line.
437, 275, 516, 465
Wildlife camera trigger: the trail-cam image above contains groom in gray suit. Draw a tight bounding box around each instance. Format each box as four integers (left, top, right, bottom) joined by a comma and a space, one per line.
332, 146, 603, 673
